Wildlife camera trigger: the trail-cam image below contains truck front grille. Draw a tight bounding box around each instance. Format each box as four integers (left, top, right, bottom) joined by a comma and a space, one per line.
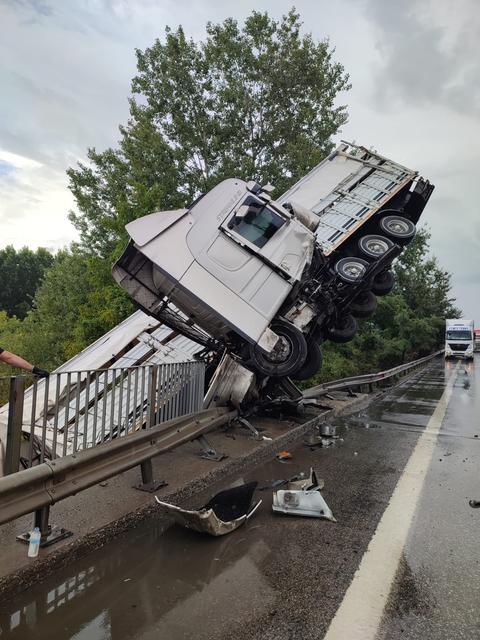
448, 343, 469, 351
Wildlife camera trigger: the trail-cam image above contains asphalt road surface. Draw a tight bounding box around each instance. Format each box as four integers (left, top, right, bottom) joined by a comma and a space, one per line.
1, 356, 478, 640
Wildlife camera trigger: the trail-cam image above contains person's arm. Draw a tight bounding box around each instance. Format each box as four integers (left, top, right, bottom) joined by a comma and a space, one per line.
0, 350, 34, 371
0, 350, 50, 377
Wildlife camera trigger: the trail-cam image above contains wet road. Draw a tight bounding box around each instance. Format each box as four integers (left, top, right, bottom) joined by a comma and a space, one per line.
0, 357, 478, 639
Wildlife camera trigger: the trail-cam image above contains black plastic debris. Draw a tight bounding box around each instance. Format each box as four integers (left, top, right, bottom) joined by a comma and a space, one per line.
155, 482, 262, 536
204, 482, 258, 522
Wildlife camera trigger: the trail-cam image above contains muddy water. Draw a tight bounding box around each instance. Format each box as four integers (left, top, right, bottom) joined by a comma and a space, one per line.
0, 360, 461, 640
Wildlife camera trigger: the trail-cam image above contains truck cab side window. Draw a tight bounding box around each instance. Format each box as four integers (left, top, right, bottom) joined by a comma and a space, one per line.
229, 202, 285, 248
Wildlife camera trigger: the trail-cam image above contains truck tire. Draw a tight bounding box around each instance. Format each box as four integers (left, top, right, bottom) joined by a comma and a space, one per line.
379, 214, 416, 244
326, 314, 358, 343
358, 235, 393, 261
371, 270, 395, 296
349, 290, 377, 318
292, 340, 323, 381
248, 319, 307, 378
334, 257, 369, 284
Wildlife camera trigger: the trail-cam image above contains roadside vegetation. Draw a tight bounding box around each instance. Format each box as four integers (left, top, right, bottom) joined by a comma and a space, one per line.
0, 9, 459, 389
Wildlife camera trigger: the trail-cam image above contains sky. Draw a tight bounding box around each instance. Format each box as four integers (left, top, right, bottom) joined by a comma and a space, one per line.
0, 0, 479, 320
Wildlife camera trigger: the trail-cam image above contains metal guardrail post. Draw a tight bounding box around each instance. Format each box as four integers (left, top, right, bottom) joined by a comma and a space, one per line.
134, 365, 167, 493
16, 503, 73, 548
4, 376, 25, 476
147, 366, 158, 429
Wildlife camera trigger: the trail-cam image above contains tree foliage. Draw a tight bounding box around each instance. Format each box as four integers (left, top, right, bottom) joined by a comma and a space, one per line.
67, 9, 350, 258
0, 246, 54, 318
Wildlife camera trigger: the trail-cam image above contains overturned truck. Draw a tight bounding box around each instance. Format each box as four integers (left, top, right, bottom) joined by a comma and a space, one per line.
113, 142, 434, 382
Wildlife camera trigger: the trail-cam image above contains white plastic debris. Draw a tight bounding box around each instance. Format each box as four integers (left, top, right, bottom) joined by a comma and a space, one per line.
272, 467, 336, 521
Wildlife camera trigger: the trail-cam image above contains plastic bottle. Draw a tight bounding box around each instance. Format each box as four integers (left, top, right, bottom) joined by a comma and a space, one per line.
27, 527, 41, 558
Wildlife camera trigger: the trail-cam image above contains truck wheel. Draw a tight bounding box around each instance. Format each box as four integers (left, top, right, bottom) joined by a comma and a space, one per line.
379, 214, 416, 244
349, 290, 377, 318
371, 270, 395, 296
326, 314, 358, 343
292, 340, 323, 381
334, 257, 369, 284
358, 235, 393, 261
248, 319, 307, 378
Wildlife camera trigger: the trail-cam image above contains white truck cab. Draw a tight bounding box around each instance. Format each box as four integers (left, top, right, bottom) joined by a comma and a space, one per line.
445, 319, 474, 360
113, 179, 317, 358
113, 142, 434, 380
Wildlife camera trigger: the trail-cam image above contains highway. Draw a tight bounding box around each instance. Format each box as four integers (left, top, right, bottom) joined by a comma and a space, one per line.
0, 356, 478, 640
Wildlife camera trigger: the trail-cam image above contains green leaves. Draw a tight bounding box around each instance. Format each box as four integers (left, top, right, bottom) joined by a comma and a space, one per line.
68, 9, 350, 257
0, 246, 54, 319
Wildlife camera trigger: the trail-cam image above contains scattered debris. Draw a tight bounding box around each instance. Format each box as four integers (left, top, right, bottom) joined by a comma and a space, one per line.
272, 468, 335, 521
469, 500, 480, 509
276, 451, 292, 461
304, 423, 340, 448
321, 438, 334, 448
286, 469, 325, 491
320, 424, 336, 437
304, 433, 324, 447
155, 482, 261, 536
258, 479, 289, 491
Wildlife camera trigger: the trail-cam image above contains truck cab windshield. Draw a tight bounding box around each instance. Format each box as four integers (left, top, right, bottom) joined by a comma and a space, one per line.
446, 330, 472, 340
229, 200, 285, 248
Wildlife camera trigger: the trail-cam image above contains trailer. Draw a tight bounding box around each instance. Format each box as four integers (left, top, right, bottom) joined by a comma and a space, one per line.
475, 329, 480, 352
113, 142, 434, 382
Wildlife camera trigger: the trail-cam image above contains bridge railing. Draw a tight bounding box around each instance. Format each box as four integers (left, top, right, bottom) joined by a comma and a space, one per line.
0, 361, 205, 476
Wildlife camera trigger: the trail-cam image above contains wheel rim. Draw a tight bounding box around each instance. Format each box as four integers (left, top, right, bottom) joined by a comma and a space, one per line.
264, 335, 292, 364
386, 218, 410, 235
364, 237, 390, 255
342, 260, 366, 280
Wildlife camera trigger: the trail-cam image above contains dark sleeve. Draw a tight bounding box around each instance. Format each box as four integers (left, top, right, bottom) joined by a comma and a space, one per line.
0, 347, 4, 354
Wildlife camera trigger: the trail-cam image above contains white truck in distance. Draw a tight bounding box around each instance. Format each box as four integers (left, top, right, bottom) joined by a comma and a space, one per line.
445, 319, 474, 360
113, 142, 434, 381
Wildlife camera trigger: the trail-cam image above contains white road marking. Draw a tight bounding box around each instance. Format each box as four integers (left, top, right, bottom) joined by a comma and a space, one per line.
323, 363, 458, 640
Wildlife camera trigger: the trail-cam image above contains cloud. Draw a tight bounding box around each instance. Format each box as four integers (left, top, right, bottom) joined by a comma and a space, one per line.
364, 0, 480, 118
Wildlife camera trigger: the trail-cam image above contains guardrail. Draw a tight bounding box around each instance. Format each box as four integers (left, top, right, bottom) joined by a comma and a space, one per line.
0, 407, 235, 529
303, 350, 444, 399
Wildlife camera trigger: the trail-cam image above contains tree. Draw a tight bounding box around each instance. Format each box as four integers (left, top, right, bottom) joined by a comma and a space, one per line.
68, 9, 350, 258
394, 227, 460, 322
0, 246, 54, 318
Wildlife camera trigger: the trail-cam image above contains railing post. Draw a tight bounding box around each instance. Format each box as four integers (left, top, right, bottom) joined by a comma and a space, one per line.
147, 366, 158, 429
134, 365, 167, 493
4, 376, 25, 475
16, 504, 73, 548
34, 505, 51, 539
